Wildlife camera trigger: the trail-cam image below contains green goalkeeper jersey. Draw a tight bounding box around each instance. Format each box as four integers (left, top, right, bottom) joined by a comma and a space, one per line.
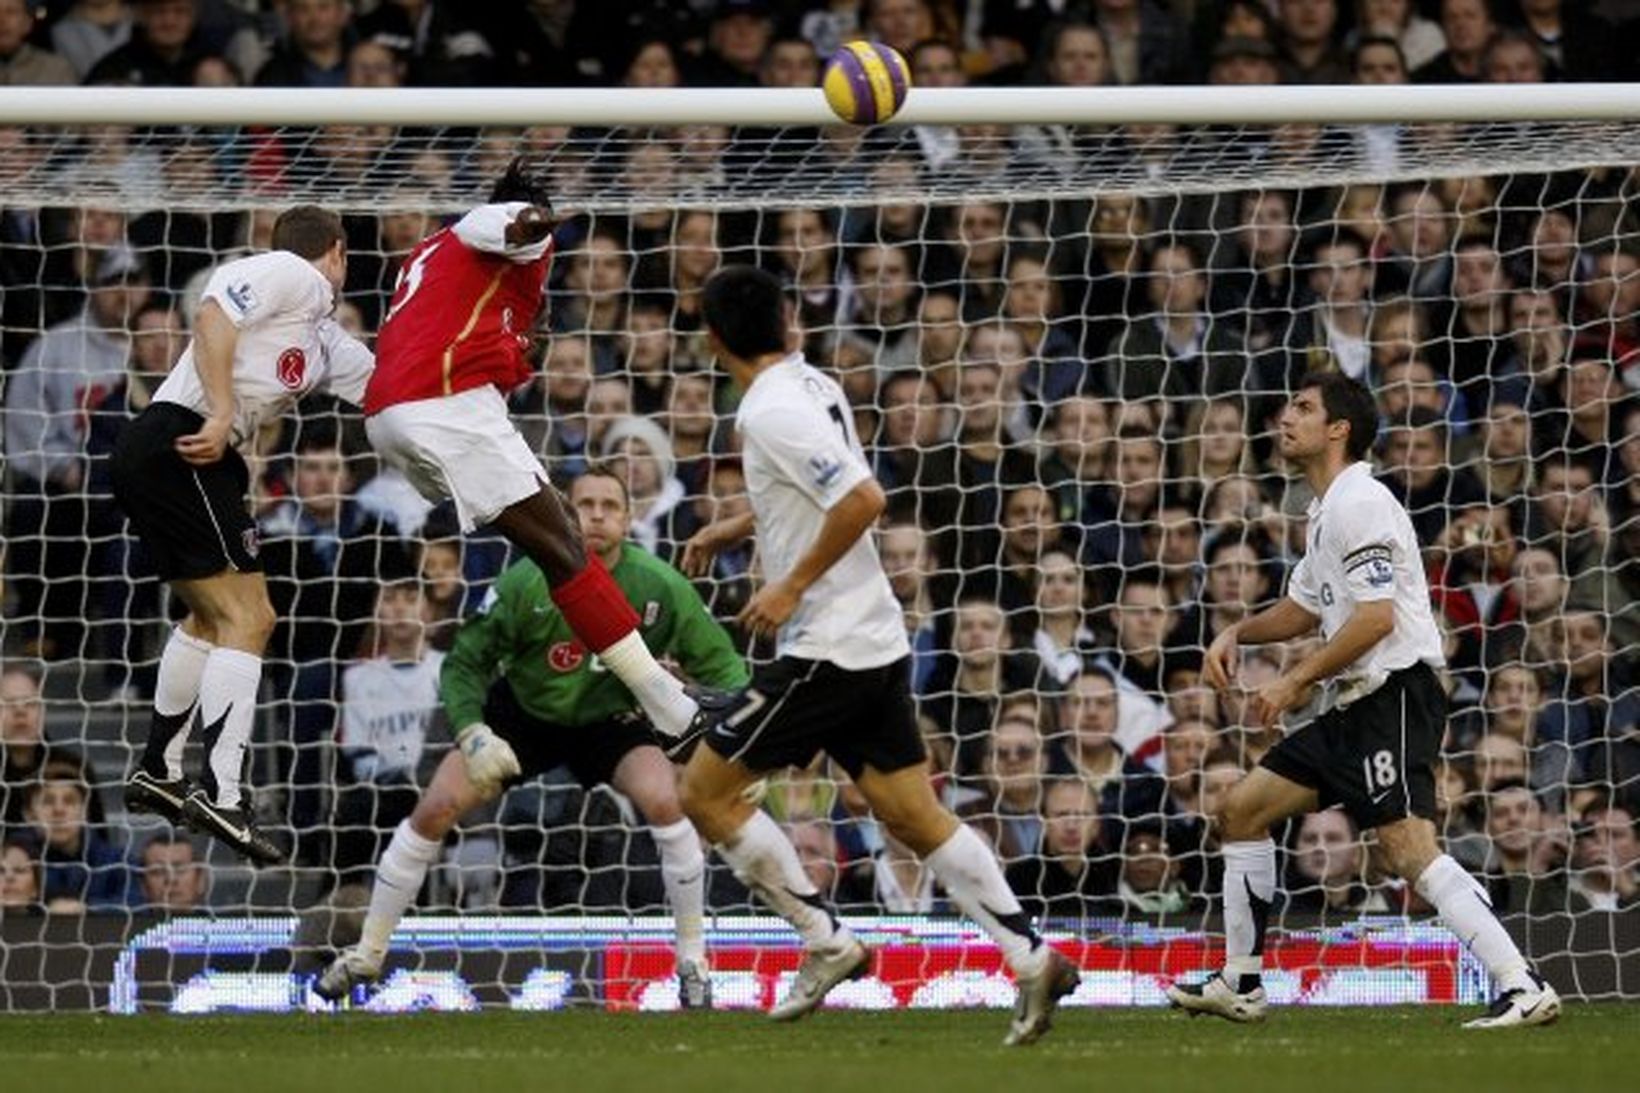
440, 543, 749, 732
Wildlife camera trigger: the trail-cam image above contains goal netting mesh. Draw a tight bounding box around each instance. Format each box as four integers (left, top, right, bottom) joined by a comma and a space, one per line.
1, 109, 1637, 1012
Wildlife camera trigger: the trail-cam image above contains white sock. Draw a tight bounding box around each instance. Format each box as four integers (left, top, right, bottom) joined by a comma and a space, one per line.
1414, 854, 1534, 993
924, 824, 1045, 977
197, 648, 262, 809
359, 820, 444, 961
716, 810, 842, 951
1221, 838, 1276, 986
144, 626, 214, 780
652, 818, 707, 966
598, 631, 699, 738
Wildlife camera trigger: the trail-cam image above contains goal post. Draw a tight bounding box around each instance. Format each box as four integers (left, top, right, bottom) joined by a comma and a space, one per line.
0, 85, 1636, 1012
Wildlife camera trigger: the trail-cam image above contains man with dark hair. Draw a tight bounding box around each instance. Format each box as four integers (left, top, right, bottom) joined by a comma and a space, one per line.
1167, 372, 1560, 1029
319, 467, 747, 1008
111, 203, 369, 864
364, 158, 725, 792
680, 265, 1078, 1044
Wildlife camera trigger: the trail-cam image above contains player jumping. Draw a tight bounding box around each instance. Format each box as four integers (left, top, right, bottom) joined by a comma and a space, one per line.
363, 158, 721, 782
677, 266, 1079, 1046
1165, 372, 1560, 1030
316, 467, 745, 1007
115, 206, 374, 864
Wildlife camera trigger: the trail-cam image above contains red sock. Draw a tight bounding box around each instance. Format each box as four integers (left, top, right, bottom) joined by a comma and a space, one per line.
549, 554, 639, 653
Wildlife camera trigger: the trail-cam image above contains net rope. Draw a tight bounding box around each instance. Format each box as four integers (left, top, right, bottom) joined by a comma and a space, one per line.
0, 117, 1636, 1009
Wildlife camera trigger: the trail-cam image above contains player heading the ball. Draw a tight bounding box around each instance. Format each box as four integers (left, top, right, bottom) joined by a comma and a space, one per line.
363, 157, 728, 788
1165, 372, 1560, 1030
676, 265, 1078, 1046
116, 206, 375, 865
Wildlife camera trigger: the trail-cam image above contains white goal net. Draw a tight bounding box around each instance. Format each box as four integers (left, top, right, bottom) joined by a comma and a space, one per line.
1, 88, 1636, 1012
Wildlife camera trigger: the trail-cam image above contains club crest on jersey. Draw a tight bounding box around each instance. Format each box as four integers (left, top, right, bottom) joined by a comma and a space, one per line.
547, 641, 585, 672
276, 347, 307, 389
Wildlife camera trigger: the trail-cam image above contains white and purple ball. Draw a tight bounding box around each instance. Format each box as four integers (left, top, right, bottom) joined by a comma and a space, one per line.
823, 40, 912, 126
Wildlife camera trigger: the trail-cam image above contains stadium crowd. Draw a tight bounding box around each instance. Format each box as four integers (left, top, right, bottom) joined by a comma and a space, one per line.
0, 0, 1637, 926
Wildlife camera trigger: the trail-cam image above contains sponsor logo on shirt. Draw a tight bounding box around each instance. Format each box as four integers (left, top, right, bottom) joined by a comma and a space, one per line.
225, 281, 257, 317
547, 641, 585, 672
276, 347, 307, 390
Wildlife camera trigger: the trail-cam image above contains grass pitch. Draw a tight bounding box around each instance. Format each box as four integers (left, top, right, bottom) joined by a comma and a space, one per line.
1, 1005, 1633, 1093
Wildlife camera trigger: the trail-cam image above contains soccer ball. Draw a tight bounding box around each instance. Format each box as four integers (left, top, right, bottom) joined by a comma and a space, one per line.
822, 40, 912, 126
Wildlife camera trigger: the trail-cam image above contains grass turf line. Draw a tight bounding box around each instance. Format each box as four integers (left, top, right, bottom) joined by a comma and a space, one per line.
0, 1005, 1635, 1093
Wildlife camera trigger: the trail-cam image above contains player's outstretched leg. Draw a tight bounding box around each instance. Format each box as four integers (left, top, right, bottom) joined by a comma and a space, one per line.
1378, 819, 1561, 1029
316, 751, 490, 1002
1167, 768, 1315, 1023
612, 745, 713, 1009
125, 622, 214, 825
492, 490, 709, 741
858, 765, 1079, 1046
681, 749, 866, 1021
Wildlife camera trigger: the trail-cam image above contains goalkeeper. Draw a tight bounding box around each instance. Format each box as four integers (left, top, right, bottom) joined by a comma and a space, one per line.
318, 466, 747, 1008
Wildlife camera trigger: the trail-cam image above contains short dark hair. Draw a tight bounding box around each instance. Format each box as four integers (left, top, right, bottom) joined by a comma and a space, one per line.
271, 205, 345, 260
571, 463, 631, 510
702, 265, 788, 360
1296, 371, 1378, 461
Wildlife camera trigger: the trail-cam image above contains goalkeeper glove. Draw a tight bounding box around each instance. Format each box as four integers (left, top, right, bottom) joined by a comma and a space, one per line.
456, 722, 520, 793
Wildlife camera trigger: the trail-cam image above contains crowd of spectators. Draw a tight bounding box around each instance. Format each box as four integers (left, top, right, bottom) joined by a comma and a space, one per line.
1, 0, 1637, 925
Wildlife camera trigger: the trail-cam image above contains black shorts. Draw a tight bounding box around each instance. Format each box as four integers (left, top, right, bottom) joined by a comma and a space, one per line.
703, 655, 925, 779
109, 403, 261, 581
483, 678, 658, 789
1260, 662, 1446, 829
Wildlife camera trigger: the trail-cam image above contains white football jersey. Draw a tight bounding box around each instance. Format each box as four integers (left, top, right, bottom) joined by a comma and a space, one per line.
1286, 461, 1445, 709
153, 250, 374, 446
338, 652, 445, 781
736, 353, 908, 670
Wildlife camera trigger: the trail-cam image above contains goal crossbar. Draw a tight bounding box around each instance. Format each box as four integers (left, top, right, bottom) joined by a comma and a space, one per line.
4, 84, 1640, 128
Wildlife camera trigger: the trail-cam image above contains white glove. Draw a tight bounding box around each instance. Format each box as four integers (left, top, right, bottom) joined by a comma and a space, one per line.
457, 722, 520, 792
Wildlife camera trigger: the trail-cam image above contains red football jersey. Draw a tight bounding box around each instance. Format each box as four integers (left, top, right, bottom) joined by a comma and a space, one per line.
363, 203, 554, 415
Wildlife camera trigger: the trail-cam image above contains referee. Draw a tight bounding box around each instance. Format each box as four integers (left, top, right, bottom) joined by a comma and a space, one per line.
1166, 372, 1560, 1030
112, 206, 373, 865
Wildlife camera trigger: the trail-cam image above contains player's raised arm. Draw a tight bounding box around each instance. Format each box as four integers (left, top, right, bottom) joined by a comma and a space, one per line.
739, 476, 887, 641
172, 299, 238, 465
451, 156, 559, 262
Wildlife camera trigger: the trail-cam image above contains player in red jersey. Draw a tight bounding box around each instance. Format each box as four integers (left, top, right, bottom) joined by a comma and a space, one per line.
365, 159, 718, 777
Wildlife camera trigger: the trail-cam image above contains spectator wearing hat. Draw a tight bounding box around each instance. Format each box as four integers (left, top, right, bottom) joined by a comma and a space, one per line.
0, 0, 77, 84
601, 416, 688, 557
4, 244, 151, 660
692, 0, 773, 87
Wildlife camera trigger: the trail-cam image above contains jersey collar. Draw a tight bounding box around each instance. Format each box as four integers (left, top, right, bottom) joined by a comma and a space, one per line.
1309, 460, 1373, 518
